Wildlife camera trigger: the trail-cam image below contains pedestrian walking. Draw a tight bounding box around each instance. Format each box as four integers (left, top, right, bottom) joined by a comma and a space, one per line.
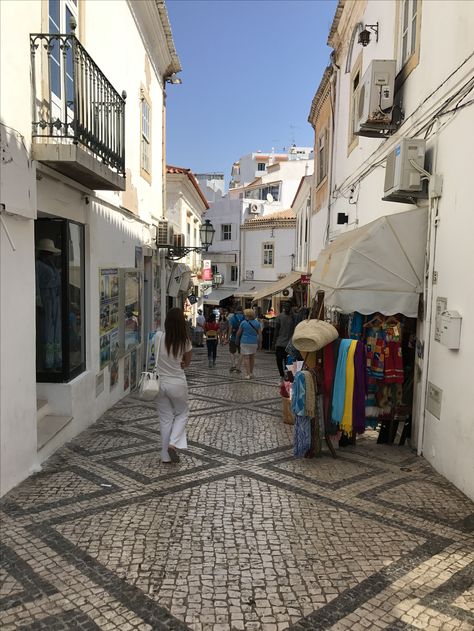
274, 303, 296, 380
155, 308, 192, 464
236, 308, 262, 379
218, 313, 228, 345
204, 314, 219, 367
195, 309, 205, 347
228, 305, 244, 373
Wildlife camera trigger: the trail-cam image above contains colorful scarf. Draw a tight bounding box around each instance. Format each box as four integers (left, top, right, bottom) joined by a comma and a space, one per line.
331, 339, 352, 424
291, 371, 306, 417
341, 341, 357, 435
302, 370, 316, 417
352, 341, 367, 435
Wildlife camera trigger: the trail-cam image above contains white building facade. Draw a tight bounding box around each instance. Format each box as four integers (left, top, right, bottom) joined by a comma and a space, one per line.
309, 0, 474, 498
0, 0, 181, 495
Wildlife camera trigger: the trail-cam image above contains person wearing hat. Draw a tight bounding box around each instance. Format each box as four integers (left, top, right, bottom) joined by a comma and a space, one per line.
35, 237, 62, 370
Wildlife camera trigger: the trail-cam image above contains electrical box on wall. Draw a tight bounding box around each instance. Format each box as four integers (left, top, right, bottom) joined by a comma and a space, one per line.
438, 310, 462, 349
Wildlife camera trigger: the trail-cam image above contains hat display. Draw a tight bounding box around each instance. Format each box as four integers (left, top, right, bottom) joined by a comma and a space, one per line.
292, 319, 338, 353
37, 238, 61, 254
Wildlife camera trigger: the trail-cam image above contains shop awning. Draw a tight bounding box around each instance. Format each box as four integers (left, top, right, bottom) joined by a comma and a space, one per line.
233, 281, 261, 298
310, 208, 428, 317
251, 271, 301, 302
202, 288, 235, 306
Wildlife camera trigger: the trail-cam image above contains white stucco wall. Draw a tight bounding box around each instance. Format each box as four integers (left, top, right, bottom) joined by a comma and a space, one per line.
319, 0, 474, 498
242, 226, 295, 283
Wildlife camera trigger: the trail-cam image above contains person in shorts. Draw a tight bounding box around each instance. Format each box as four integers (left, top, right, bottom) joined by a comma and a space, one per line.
236, 308, 262, 379
227, 305, 244, 373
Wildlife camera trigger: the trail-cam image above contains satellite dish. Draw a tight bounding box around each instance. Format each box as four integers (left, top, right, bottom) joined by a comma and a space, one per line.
266, 193, 274, 203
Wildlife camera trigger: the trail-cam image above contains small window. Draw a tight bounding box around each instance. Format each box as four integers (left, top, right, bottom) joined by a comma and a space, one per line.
257, 162, 266, 171
348, 54, 362, 152
263, 242, 274, 267
140, 95, 151, 176
221, 224, 232, 241
398, 0, 419, 71
231, 265, 238, 282
317, 128, 328, 184
211, 264, 218, 275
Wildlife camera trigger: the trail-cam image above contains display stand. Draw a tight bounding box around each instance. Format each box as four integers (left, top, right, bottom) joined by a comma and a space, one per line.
307, 290, 337, 459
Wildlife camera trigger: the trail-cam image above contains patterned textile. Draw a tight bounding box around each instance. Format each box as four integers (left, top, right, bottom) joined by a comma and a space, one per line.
294, 415, 311, 458
352, 341, 367, 435
303, 370, 316, 417
331, 339, 352, 424
349, 312, 364, 340
291, 371, 306, 417
341, 341, 357, 436
365, 327, 386, 379
384, 341, 404, 383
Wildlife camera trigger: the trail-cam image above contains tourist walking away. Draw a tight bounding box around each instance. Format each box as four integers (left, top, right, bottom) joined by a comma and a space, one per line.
195, 309, 205, 347
218, 313, 228, 345
237, 308, 262, 379
228, 305, 244, 373
155, 308, 193, 463
204, 314, 219, 367
274, 303, 296, 379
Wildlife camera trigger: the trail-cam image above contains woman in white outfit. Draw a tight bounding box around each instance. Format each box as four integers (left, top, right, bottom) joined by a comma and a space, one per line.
155, 308, 192, 463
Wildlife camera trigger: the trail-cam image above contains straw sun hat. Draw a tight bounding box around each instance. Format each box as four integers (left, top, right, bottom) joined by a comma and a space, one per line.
292, 319, 338, 353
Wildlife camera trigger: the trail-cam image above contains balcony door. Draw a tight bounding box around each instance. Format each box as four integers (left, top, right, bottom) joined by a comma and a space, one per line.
48, 0, 78, 134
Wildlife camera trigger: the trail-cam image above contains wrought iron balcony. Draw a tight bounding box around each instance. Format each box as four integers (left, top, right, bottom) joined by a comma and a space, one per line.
30, 31, 126, 190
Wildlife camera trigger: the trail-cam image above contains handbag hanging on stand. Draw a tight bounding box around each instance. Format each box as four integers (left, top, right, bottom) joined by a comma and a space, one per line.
137, 331, 164, 401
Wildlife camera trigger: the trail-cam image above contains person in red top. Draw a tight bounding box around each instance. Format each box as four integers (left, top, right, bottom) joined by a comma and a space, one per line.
204, 314, 220, 368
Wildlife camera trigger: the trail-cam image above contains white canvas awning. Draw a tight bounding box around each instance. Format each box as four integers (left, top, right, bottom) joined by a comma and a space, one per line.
202, 288, 235, 306
233, 281, 260, 298
251, 271, 301, 302
310, 208, 428, 317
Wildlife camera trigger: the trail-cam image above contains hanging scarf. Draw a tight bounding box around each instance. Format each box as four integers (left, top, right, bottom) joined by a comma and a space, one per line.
352, 341, 367, 435
293, 415, 311, 458
341, 341, 357, 435
331, 339, 352, 424
291, 371, 306, 417
302, 370, 316, 417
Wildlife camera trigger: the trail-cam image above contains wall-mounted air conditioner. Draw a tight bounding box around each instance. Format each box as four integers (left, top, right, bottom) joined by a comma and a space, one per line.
279, 287, 293, 299
355, 60, 396, 137
249, 203, 260, 214
383, 138, 427, 203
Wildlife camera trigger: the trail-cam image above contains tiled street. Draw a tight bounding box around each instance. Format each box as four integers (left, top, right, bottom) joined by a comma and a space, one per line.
1, 349, 473, 631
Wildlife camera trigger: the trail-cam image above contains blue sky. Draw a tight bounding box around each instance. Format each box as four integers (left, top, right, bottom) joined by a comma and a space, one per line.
165, 0, 337, 184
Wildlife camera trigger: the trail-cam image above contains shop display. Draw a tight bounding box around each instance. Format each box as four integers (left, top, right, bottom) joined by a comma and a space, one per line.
99, 268, 119, 369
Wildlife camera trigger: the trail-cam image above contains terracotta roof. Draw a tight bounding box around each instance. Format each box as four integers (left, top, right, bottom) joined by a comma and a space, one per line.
166, 165, 209, 209
248, 209, 296, 222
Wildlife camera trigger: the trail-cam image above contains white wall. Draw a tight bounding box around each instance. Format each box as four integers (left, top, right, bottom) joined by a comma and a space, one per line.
322, 0, 474, 498
242, 226, 295, 283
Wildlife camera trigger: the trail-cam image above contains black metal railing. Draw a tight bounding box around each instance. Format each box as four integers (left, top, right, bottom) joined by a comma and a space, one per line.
30, 32, 126, 175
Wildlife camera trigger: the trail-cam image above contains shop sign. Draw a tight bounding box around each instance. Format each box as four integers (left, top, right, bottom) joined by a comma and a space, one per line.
203, 259, 211, 269
202, 267, 213, 281
300, 274, 311, 285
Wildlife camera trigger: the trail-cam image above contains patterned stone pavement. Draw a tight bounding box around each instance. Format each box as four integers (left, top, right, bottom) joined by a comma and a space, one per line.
1, 346, 473, 630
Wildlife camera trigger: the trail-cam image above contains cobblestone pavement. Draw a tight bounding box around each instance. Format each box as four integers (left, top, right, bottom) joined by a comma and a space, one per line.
1, 347, 473, 630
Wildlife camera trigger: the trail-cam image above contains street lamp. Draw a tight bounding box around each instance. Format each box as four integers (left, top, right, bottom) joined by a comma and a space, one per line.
162, 219, 215, 260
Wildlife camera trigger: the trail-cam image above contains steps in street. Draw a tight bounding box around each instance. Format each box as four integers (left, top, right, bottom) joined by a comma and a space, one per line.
37, 414, 73, 451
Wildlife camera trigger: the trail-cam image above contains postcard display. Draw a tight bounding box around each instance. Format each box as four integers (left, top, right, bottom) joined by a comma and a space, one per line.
99, 267, 142, 390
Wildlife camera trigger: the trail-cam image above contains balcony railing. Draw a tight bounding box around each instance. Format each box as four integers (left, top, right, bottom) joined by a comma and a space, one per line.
30, 32, 126, 178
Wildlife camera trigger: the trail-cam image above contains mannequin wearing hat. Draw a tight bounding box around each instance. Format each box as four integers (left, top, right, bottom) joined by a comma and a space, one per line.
36, 238, 62, 370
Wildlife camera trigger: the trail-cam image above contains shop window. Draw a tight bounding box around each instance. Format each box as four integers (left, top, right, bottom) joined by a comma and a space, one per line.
35, 218, 85, 383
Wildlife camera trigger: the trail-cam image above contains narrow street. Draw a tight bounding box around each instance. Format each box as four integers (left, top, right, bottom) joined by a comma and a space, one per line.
1, 348, 473, 631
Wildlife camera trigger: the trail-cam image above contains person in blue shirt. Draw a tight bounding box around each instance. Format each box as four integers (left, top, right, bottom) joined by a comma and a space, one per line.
227, 305, 244, 373
236, 308, 262, 379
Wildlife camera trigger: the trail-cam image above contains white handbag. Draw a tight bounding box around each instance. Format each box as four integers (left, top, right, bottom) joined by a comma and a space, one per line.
137, 331, 163, 401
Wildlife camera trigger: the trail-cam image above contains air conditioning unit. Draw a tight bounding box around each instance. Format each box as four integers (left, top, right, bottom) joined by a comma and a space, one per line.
249, 203, 260, 214
173, 233, 185, 248
354, 60, 396, 137
383, 138, 427, 203
280, 287, 293, 299
156, 220, 169, 246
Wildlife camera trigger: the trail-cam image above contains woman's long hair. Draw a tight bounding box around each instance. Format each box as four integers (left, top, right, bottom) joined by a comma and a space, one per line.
164, 308, 189, 358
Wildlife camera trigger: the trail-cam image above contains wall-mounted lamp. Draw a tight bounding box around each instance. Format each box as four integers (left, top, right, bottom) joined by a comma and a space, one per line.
165, 73, 182, 85
161, 219, 215, 260
358, 22, 379, 47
